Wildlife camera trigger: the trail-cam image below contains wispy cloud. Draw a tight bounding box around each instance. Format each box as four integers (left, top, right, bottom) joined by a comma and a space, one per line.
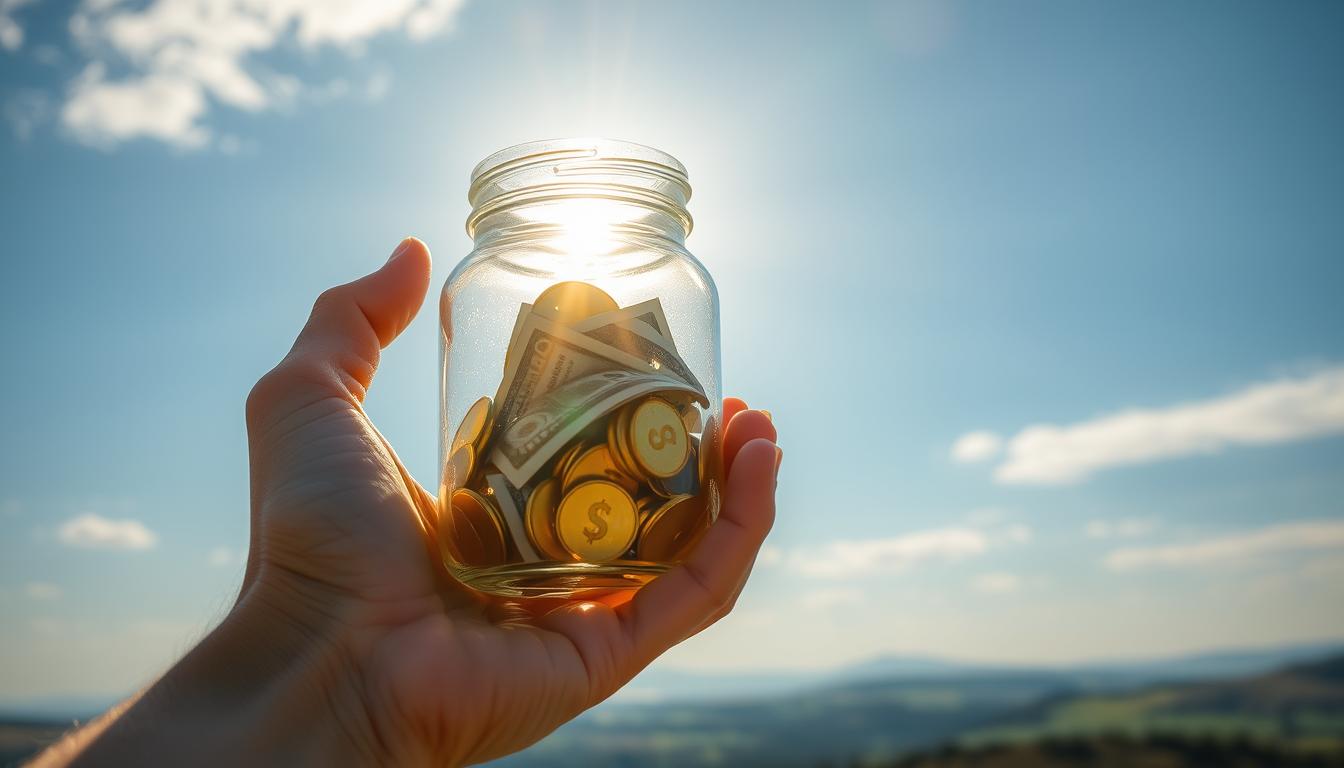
47, 0, 468, 148
972, 571, 1020, 595
0, 0, 37, 51
207, 546, 241, 566
1085, 517, 1159, 539
954, 366, 1344, 485
58, 513, 158, 550
800, 587, 865, 610
793, 527, 989, 578
1105, 520, 1344, 571
950, 430, 1003, 463
24, 582, 63, 600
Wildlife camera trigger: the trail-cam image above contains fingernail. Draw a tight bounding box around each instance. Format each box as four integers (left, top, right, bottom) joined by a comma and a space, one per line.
773, 447, 783, 480
760, 409, 772, 422
386, 238, 414, 265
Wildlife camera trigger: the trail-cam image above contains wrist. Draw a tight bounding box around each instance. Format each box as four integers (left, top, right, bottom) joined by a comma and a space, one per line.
60, 572, 384, 766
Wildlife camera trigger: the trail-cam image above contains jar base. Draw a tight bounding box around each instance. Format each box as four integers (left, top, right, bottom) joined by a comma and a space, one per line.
453, 560, 672, 598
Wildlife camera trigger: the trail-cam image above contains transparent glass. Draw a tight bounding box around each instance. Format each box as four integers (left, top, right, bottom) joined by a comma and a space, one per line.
437, 138, 723, 598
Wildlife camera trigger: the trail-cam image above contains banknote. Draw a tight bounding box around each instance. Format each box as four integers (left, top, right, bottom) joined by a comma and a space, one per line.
486, 473, 541, 563
492, 368, 704, 486
573, 298, 679, 353
492, 310, 704, 434
574, 317, 705, 396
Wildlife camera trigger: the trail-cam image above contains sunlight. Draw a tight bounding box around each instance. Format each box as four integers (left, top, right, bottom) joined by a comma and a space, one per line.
538, 198, 624, 258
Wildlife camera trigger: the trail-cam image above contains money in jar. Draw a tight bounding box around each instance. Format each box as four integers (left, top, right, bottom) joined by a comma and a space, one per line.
437, 139, 724, 598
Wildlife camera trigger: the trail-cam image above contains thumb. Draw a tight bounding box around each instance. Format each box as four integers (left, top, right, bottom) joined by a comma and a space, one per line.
247, 238, 431, 425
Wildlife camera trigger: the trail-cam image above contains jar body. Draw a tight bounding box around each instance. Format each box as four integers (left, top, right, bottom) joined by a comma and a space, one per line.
437, 140, 722, 598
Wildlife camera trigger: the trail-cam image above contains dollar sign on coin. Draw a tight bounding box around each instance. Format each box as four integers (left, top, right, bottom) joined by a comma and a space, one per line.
556, 480, 637, 561
584, 499, 611, 543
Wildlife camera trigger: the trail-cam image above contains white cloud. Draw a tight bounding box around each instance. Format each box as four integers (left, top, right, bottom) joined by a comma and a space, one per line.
962, 366, 1344, 485
800, 587, 865, 610
1086, 517, 1159, 539
207, 546, 240, 566
63, 62, 210, 148
57, 513, 158, 550
972, 571, 1020, 595
1106, 520, 1344, 571
794, 527, 988, 578
0, 0, 38, 51
57, 0, 467, 148
24, 582, 63, 600
950, 430, 1003, 463
755, 543, 783, 567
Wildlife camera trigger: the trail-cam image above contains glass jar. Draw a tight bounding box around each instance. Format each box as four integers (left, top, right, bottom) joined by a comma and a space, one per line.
437, 138, 723, 598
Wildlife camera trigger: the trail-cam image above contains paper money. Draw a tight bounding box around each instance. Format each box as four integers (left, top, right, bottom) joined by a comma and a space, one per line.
486, 473, 542, 562
492, 310, 704, 437
574, 298, 679, 352
492, 369, 703, 486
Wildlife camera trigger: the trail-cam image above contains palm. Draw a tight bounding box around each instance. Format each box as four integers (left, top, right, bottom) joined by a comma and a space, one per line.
249, 389, 609, 763
239, 239, 779, 765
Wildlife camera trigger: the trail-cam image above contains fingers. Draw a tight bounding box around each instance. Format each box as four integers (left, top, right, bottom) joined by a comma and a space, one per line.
722, 397, 748, 430
618, 435, 780, 666
723, 409, 777, 477
246, 238, 431, 428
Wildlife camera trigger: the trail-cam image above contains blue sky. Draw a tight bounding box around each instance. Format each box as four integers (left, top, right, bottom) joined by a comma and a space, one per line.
2, 0, 1343, 702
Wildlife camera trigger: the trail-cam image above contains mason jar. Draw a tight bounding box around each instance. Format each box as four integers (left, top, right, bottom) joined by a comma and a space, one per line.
438, 138, 723, 598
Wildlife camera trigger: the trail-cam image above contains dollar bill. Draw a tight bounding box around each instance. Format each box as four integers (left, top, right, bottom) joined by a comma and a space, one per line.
493, 310, 703, 428
574, 319, 705, 396
486, 473, 542, 563
493, 368, 705, 486
573, 298, 678, 353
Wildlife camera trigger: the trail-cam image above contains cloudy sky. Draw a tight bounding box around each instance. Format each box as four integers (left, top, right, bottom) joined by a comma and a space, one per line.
2, 0, 1343, 703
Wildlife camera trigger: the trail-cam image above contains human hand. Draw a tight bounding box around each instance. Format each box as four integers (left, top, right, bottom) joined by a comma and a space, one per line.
45, 238, 780, 767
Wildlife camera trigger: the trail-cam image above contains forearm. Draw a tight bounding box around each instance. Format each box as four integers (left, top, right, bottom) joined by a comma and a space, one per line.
30, 586, 377, 767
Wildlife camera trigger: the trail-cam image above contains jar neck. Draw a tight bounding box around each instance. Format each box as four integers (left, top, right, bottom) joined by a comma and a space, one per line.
465, 139, 693, 255
470, 198, 689, 252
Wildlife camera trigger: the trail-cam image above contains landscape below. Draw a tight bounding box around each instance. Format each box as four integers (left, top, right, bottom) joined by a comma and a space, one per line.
2, 644, 1342, 766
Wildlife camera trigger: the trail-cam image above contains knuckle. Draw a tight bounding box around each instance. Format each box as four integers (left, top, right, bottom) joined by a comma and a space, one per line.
313, 284, 350, 314
244, 358, 332, 430
245, 366, 286, 429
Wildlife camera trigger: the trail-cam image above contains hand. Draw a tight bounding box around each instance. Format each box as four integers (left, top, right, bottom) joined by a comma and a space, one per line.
42, 238, 780, 767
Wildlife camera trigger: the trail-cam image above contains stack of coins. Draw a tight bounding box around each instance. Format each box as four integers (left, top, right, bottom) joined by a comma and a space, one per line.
440, 281, 717, 571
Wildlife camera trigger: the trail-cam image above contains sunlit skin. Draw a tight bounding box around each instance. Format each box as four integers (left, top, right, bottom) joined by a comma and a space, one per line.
36, 238, 780, 767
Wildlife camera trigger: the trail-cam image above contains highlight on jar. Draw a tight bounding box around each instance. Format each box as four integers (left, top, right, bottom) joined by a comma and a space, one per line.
437, 139, 724, 598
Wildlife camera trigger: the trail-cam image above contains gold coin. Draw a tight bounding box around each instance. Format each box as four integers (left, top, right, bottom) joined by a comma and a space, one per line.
555, 480, 638, 562
452, 396, 494, 455
444, 443, 475, 490
637, 494, 707, 562
445, 488, 508, 567
524, 477, 570, 561
636, 495, 662, 518
626, 397, 689, 478
563, 444, 640, 495
605, 406, 639, 478
553, 441, 586, 482
650, 441, 700, 498
532, 281, 619, 325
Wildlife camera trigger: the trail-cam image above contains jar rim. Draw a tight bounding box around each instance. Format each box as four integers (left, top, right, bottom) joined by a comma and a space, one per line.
467, 138, 693, 238
469, 137, 688, 188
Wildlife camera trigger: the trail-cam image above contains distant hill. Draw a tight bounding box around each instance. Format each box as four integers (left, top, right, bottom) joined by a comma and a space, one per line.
886, 734, 1344, 768
3, 645, 1342, 766
611, 640, 1344, 705
497, 653, 1344, 767
963, 654, 1344, 749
